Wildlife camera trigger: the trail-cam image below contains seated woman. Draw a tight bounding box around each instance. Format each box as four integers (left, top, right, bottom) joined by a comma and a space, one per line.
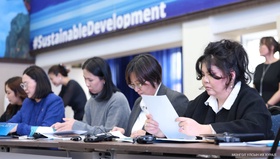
145, 39, 274, 139
112, 54, 189, 138
8, 65, 65, 136
0, 76, 27, 122
52, 57, 131, 135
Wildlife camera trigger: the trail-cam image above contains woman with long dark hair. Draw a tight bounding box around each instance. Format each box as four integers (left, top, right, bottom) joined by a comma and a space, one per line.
52, 57, 131, 135
0, 76, 27, 122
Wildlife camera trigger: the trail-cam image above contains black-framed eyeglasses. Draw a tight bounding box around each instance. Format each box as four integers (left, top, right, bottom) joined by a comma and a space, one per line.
20, 82, 28, 90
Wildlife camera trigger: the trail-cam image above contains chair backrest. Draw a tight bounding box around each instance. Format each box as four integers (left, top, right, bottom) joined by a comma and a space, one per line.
271, 114, 280, 137
269, 106, 280, 115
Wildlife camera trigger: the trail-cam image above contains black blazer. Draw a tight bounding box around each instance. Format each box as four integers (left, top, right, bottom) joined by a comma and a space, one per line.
124, 84, 189, 136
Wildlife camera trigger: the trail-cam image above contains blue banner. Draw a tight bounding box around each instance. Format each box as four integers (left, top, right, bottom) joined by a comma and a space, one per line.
30, 0, 244, 51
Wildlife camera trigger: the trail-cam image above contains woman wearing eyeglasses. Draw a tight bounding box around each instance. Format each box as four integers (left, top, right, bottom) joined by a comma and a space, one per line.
0, 76, 27, 122
112, 54, 189, 138
8, 65, 65, 136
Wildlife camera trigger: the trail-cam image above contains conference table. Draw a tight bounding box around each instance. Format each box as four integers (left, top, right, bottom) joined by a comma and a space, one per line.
0, 138, 278, 159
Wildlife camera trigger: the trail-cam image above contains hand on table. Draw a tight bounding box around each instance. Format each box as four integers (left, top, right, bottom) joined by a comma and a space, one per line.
51, 118, 76, 131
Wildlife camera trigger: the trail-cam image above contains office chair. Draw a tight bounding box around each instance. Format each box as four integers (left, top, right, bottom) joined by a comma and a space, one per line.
269, 106, 280, 115
271, 114, 280, 137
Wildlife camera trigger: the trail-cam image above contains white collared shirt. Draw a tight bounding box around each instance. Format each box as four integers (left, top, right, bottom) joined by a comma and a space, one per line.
131, 83, 162, 134
204, 81, 241, 114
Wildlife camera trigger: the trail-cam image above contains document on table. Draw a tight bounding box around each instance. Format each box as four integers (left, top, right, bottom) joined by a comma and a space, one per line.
35, 126, 54, 134
219, 140, 276, 147
35, 126, 87, 139
110, 131, 133, 142
246, 140, 276, 147
142, 95, 195, 140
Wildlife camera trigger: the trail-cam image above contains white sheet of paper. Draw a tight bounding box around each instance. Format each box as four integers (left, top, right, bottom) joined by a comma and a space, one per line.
110, 131, 133, 142
35, 126, 54, 134
142, 95, 195, 139
35, 127, 87, 139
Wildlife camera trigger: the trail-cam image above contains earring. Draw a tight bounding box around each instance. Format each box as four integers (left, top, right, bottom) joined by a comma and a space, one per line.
230, 81, 234, 89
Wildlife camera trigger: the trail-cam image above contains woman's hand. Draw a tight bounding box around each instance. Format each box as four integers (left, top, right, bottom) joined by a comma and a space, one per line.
9, 124, 18, 133
176, 117, 212, 136
144, 114, 165, 137
131, 129, 146, 138
111, 126, 125, 134
51, 118, 76, 131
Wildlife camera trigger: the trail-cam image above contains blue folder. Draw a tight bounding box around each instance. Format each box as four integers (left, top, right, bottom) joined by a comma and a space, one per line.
0, 122, 17, 136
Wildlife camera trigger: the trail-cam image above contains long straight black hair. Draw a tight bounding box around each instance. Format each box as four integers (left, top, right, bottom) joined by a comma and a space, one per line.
82, 57, 119, 101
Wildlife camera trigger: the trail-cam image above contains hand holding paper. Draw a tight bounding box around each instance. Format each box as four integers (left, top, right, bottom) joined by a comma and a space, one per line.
176, 117, 212, 136
145, 114, 165, 137
142, 95, 195, 139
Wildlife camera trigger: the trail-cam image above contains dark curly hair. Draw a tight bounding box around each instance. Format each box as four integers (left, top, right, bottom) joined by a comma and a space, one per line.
195, 39, 252, 89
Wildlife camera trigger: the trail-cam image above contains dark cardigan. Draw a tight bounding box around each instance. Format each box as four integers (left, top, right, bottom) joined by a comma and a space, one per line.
185, 82, 274, 139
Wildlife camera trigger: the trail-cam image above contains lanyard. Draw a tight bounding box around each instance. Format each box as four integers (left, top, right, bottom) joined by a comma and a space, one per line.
259, 64, 271, 96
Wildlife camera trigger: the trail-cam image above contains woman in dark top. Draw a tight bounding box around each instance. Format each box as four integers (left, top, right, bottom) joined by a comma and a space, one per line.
253, 36, 280, 107
145, 39, 274, 139
48, 64, 87, 121
112, 54, 189, 138
0, 77, 27, 122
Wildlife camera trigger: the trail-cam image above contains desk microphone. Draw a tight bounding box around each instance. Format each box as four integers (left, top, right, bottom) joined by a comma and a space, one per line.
198, 86, 205, 90
133, 135, 155, 144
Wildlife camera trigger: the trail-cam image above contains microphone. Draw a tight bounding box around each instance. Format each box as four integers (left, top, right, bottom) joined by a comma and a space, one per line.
198, 86, 205, 90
